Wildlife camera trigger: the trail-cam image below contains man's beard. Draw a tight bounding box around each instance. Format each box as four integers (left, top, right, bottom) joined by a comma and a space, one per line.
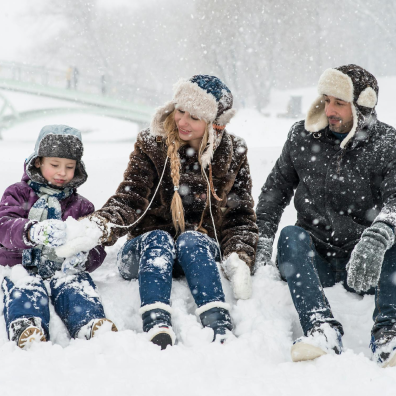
328, 116, 354, 134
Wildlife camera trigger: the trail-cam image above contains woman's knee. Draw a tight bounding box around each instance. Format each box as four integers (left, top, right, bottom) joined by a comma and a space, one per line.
176, 231, 212, 254
141, 230, 175, 251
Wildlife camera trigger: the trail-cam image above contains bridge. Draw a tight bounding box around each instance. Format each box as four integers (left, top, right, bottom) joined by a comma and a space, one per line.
0, 61, 157, 132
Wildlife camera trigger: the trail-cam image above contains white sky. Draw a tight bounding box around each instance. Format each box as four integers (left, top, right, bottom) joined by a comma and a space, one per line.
0, 0, 141, 62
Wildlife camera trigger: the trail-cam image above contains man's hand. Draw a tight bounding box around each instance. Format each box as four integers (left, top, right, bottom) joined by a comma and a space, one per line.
255, 236, 274, 268
347, 222, 394, 292
29, 220, 67, 248
222, 252, 252, 300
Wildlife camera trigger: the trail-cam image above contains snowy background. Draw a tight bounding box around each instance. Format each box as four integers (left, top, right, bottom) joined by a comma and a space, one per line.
1, 1, 396, 395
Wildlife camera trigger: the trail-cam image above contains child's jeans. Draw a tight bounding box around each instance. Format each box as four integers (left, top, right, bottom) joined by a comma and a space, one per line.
117, 230, 225, 309
2, 271, 106, 340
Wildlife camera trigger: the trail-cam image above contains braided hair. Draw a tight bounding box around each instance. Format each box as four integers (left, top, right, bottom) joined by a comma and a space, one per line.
163, 110, 209, 233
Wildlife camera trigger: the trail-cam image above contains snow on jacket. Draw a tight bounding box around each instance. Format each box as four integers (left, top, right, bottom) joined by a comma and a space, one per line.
256, 119, 396, 258
93, 128, 259, 270
0, 168, 106, 271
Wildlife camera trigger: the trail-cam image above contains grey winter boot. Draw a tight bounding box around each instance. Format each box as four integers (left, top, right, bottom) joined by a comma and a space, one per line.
198, 304, 233, 344
291, 322, 343, 362
9, 317, 46, 349
140, 303, 176, 350
371, 325, 396, 368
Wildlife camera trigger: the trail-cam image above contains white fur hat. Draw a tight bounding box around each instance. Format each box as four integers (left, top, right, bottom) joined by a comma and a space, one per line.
150, 75, 236, 168
305, 64, 379, 148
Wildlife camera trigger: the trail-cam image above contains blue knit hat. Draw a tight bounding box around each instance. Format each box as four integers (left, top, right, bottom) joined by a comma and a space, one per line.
151, 75, 236, 167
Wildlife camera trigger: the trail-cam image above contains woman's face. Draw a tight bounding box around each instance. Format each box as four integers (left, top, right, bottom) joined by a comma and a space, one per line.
174, 109, 206, 150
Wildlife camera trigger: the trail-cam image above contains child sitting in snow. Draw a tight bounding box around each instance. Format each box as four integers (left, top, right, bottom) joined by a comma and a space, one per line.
0, 125, 117, 348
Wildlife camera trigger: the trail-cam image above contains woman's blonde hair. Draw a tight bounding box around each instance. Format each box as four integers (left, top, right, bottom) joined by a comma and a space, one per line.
163, 110, 209, 233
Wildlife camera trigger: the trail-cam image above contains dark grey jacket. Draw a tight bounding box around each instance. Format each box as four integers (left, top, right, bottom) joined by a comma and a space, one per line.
256, 119, 396, 258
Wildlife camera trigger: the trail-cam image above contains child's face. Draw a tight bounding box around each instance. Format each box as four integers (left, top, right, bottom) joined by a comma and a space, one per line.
35, 157, 76, 187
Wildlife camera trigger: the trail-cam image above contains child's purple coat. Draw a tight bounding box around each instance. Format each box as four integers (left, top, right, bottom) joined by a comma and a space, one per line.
0, 169, 106, 271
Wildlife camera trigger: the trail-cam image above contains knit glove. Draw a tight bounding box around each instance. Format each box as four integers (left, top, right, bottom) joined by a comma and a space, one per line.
255, 236, 274, 268
222, 252, 252, 300
29, 220, 67, 248
61, 251, 89, 274
347, 222, 395, 292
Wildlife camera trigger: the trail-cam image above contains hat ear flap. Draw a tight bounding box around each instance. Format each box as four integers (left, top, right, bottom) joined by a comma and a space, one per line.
357, 87, 377, 108
216, 108, 236, 126
200, 124, 215, 169
151, 101, 175, 137
305, 96, 328, 132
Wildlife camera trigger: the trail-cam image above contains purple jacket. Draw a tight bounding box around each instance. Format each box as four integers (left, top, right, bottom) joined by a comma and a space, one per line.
0, 169, 106, 272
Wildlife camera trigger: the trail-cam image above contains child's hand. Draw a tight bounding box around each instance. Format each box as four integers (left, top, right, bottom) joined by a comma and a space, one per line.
61, 251, 88, 274
29, 220, 67, 247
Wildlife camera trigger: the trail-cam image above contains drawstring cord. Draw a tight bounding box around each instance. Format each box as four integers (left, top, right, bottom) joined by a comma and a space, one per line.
107, 156, 169, 230
202, 165, 223, 261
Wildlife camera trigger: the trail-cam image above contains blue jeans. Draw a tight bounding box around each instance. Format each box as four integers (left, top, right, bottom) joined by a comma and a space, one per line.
2, 272, 106, 339
277, 225, 396, 336
118, 230, 224, 308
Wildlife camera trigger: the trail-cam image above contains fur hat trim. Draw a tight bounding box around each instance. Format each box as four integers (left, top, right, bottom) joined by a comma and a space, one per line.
173, 79, 219, 122
318, 68, 354, 102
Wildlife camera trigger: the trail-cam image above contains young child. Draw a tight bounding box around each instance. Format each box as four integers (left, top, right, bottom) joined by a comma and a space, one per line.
0, 125, 117, 348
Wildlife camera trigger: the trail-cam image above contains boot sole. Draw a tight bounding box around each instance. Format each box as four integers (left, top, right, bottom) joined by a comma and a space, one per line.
18, 326, 46, 349
151, 332, 173, 350
291, 342, 326, 362
382, 350, 396, 368
91, 319, 118, 338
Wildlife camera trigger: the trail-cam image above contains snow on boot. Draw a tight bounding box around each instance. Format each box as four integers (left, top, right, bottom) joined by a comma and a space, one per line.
371, 325, 396, 368
197, 303, 233, 344
140, 304, 175, 350
78, 318, 118, 340
291, 322, 343, 362
9, 317, 46, 349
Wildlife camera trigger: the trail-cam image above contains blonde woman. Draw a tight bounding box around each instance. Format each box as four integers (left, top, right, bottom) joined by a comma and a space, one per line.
80, 75, 258, 349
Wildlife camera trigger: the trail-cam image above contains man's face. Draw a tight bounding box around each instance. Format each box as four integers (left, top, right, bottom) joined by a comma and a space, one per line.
324, 95, 354, 134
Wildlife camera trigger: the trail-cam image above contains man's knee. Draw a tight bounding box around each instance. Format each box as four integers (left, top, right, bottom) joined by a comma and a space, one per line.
278, 226, 310, 246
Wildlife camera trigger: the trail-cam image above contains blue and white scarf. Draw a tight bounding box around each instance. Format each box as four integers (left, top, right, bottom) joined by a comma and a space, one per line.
22, 181, 73, 279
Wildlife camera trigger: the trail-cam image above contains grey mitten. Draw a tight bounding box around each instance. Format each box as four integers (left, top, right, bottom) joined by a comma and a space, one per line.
255, 236, 274, 268
347, 222, 395, 292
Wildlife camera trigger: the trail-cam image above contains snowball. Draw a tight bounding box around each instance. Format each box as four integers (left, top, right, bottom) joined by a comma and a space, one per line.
55, 217, 102, 258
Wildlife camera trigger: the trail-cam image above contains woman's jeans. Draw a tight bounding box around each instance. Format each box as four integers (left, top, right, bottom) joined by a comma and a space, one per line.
277, 225, 396, 337
118, 230, 225, 309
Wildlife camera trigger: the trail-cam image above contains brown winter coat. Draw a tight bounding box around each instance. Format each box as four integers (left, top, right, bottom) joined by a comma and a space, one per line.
95, 128, 258, 270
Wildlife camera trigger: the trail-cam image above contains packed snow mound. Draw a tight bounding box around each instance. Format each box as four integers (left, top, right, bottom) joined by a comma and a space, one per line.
55, 217, 102, 258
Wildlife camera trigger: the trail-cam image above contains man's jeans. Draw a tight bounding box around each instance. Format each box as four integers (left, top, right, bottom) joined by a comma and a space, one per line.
277, 225, 396, 336
117, 230, 225, 309
2, 272, 106, 340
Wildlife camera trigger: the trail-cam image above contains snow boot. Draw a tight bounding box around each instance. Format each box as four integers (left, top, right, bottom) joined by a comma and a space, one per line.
78, 318, 118, 340
198, 303, 233, 344
9, 317, 46, 349
291, 322, 343, 362
371, 325, 396, 368
140, 304, 175, 350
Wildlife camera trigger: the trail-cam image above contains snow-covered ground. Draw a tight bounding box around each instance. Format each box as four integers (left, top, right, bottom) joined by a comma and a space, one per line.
0, 79, 396, 395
